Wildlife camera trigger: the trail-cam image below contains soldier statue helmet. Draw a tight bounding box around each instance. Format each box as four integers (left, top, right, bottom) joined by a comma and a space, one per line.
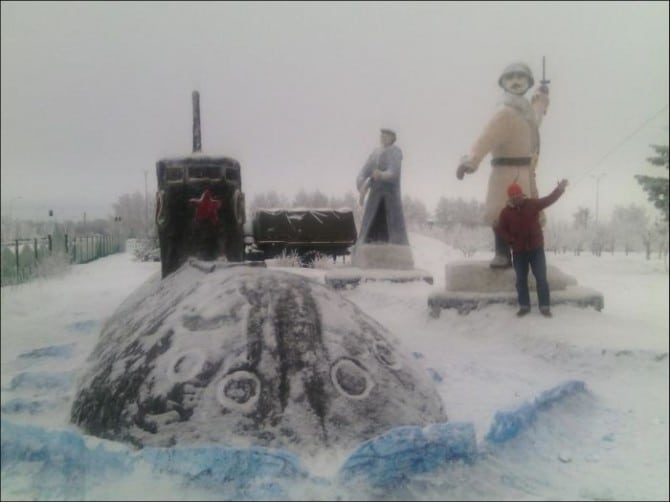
498, 62, 535, 94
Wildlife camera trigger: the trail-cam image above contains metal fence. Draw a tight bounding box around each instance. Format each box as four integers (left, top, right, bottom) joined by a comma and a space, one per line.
1, 234, 121, 286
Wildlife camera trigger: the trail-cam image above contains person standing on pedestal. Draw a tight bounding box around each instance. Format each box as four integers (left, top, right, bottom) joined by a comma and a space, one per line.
456, 62, 550, 268
356, 129, 410, 246
496, 179, 568, 318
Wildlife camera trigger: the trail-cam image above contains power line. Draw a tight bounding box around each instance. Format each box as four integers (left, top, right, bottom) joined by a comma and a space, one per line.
571, 103, 668, 188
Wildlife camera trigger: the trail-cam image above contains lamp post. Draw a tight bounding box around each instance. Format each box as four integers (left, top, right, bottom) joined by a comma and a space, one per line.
48, 209, 54, 254
592, 173, 607, 225
114, 216, 122, 252
8, 196, 22, 218
144, 169, 149, 229
9, 196, 23, 239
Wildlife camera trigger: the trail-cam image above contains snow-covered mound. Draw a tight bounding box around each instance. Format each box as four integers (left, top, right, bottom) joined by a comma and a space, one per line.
1, 234, 667, 500
69, 260, 447, 453
1, 379, 592, 500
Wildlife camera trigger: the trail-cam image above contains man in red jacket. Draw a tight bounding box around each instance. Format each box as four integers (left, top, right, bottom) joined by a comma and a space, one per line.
496, 179, 569, 317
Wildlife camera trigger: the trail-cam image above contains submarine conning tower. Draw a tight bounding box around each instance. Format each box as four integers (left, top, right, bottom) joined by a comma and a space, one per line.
154, 91, 246, 278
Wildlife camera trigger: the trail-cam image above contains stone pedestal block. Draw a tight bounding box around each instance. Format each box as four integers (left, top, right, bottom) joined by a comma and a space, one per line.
445, 260, 577, 292
428, 260, 604, 316
325, 268, 434, 289
327, 243, 432, 289
352, 243, 414, 270
428, 287, 605, 316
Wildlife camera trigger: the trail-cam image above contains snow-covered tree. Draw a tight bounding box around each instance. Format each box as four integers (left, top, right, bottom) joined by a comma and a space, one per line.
635, 144, 669, 222
402, 195, 429, 231
652, 217, 669, 259
444, 223, 490, 257
544, 218, 570, 254
247, 191, 291, 217
566, 207, 592, 255
573, 206, 590, 230
610, 204, 650, 255
292, 189, 329, 208
112, 192, 149, 239
589, 223, 609, 257
329, 192, 362, 229
435, 197, 485, 229
603, 221, 617, 255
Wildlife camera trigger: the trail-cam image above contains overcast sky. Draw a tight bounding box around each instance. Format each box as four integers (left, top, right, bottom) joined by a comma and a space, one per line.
1, 1, 668, 224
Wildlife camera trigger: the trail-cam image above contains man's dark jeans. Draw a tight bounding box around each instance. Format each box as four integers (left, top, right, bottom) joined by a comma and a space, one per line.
512, 248, 550, 308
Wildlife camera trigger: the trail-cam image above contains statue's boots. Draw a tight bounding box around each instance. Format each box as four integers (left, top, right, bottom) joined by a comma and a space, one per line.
490, 231, 512, 269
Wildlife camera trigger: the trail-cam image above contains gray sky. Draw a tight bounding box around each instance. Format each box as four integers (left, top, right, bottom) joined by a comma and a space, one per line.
1, 1, 668, 224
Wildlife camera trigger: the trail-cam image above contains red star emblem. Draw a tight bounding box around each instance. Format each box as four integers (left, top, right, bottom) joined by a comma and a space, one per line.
190, 189, 222, 223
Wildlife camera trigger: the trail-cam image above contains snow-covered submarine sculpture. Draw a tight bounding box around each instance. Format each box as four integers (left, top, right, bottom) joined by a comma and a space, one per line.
70, 260, 447, 453
70, 91, 447, 453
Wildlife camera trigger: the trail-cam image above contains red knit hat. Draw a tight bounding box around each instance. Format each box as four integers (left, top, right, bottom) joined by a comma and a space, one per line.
507, 183, 523, 198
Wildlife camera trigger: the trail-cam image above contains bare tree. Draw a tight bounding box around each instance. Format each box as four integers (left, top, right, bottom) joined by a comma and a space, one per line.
544, 218, 570, 254
329, 192, 362, 229
589, 223, 608, 257
291, 189, 330, 208
445, 223, 490, 257
112, 192, 148, 239
402, 195, 429, 231
573, 206, 591, 230
247, 191, 291, 218
435, 197, 485, 229
610, 204, 649, 256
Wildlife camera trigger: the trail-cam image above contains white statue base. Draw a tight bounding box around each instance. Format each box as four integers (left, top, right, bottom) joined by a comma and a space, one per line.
445, 261, 578, 292
325, 243, 433, 289
351, 243, 415, 270
428, 260, 604, 316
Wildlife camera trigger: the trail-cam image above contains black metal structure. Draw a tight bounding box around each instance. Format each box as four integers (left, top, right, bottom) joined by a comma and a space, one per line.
249, 208, 357, 264
155, 92, 246, 278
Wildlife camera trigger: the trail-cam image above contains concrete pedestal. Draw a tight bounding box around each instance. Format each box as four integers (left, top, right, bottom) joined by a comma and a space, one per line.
445, 261, 578, 292
428, 260, 604, 316
326, 243, 433, 288
351, 243, 415, 270
326, 267, 434, 289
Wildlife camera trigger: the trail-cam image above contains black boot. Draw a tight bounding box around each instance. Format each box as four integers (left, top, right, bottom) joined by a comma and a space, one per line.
490, 230, 512, 268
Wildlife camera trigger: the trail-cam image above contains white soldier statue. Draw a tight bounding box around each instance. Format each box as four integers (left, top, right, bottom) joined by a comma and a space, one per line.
456, 61, 550, 268
356, 128, 410, 247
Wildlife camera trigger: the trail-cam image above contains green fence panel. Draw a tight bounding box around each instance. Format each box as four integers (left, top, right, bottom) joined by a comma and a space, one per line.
1, 233, 121, 286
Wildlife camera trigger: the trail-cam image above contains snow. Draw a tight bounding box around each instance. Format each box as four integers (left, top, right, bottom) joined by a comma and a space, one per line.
1, 232, 668, 500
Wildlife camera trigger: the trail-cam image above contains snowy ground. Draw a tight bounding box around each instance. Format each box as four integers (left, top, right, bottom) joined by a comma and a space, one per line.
1, 233, 668, 500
